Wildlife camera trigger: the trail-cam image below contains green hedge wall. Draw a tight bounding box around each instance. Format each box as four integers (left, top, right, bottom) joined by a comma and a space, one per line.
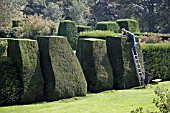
76, 38, 113, 92
0, 56, 21, 105
58, 20, 78, 50
7, 39, 44, 104
141, 43, 170, 80
95, 21, 120, 33
79, 30, 116, 40
106, 36, 141, 89
37, 36, 87, 101
116, 19, 140, 33
77, 25, 91, 33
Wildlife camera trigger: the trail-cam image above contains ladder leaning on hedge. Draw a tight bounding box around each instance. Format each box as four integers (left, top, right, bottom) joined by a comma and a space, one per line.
132, 49, 145, 87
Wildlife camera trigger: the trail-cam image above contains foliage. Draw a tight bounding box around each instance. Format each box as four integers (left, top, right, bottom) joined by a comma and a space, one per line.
22, 14, 54, 39
140, 35, 162, 44
106, 36, 140, 89
62, 0, 91, 25
77, 25, 91, 33
141, 43, 170, 80
0, 56, 21, 105
0, 27, 22, 38
153, 87, 170, 113
79, 30, 116, 38
95, 21, 120, 33
116, 19, 140, 33
0, 0, 26, 27
7, 39, 44, 104
58, 20, 78, 50
0, 39, 8, 56
42, 2, 63, 23
37, 36, 87, 101
76, 38, 113, 92
131, 107, 144, 113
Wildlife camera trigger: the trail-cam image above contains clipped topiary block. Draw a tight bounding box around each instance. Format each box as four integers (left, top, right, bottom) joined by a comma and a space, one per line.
116, 19, 140, 33
76, 38, 113, 92
96, 21, 120, 33
77, 25, 91, 33
37, 36, 87, 101
58, 20, 78, 50
106, 36, 140, 89
7, 39, 44, 104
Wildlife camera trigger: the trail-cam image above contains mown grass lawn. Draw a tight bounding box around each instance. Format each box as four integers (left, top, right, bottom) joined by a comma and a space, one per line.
0, 81, 170, 113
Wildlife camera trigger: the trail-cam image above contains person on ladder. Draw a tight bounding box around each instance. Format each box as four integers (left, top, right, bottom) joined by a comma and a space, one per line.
121, 28, 137, 55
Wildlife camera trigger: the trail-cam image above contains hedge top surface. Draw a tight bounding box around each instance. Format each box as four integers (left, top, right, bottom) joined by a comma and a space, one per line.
38, 36, 66, 39
60, 20, 74, 23
79, 38, 105, 42
116, 19, 138, 23
79, 30, 116, 37
76, 25, 91, 28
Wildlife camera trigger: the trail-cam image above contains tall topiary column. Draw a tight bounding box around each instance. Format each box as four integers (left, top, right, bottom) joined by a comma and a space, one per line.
76, 38, 113, 92
37, 36, 87, 101
58, 20, 78, 50
7, 39, 44, 104
106, 36, 140, 89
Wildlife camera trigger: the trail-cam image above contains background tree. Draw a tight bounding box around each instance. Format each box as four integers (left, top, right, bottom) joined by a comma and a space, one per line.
0, 0, 26, 27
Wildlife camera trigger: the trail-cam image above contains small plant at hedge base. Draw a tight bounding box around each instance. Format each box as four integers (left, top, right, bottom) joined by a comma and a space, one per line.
131, 107, 144, 113
153, 87, 170, 113
131, 87, 170, 113
0, 57, 22, 105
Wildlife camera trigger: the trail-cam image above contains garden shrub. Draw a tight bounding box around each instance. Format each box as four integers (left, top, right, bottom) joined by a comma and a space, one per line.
76, 38, 113, 92
7, 39, 44, 104
140, 35, 162, 43
141, 43, 170, 80
77, 25, 91, 33
0, 56, 21, 105
37, 36, 87, 101
95, 21, 120, 33
79, 30, 116, 40
116, 19, 140, 33
58, 20, 78, 50
22, 14, 55, 39
106, 36, 142, 89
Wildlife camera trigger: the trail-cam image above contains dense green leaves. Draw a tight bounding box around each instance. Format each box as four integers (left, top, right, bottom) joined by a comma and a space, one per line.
141, 43, 170, 80
58, 20, 78, 50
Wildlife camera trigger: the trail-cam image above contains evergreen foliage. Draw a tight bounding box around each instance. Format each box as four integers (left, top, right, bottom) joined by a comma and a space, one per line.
7, 39, 44, 104
76, 38, 113, 92
95, 21, 120, 33
58, 20, 78, 50
0, 39, 8, 56
77, 25, 91, 33
116, 19, 140, 33
79, 30, 116, 40
141, 43, 170, 80
0, 56, 21, 105
37, 36, 87, 101
106, 36, 140, 89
